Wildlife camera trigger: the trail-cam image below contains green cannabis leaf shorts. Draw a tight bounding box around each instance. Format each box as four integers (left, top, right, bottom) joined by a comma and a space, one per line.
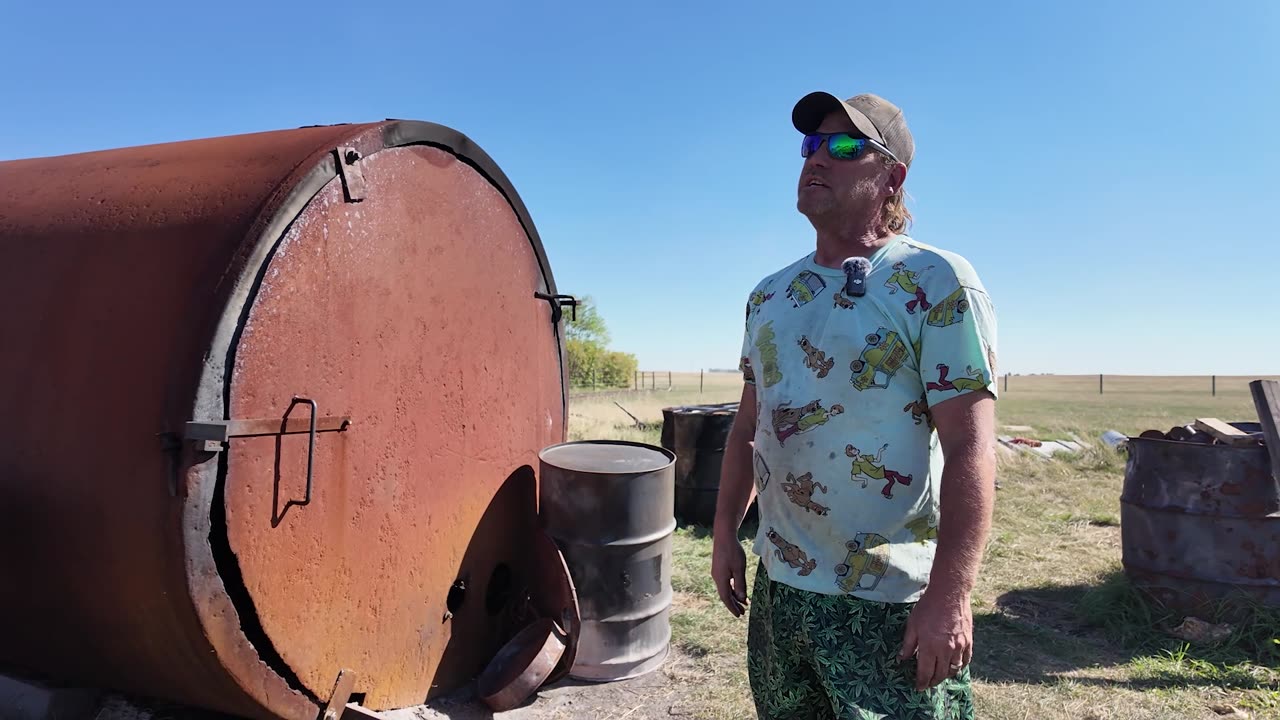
747, 561, 975, 720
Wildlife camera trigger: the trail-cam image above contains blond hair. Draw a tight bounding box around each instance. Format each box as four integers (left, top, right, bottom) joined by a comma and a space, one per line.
880, 155, 913, 235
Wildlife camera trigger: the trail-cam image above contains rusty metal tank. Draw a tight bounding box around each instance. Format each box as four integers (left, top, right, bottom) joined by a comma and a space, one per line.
1120, 423, 1280, 616
537, 440, 675, 682
0, 121, 573, 719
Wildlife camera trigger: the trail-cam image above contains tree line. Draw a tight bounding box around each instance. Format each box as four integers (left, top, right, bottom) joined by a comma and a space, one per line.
565, 296, 637, 389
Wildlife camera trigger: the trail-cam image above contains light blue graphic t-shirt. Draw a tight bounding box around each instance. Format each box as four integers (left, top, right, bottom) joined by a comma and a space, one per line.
739, 234, 998, 603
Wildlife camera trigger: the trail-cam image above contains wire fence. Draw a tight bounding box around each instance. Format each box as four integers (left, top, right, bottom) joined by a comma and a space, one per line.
568, 370, 740, 399
999, 374, 1279, 397
567, 371, 1280, 400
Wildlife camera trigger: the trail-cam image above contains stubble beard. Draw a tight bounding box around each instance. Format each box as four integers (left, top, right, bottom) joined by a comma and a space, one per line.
797, 178, 883, 234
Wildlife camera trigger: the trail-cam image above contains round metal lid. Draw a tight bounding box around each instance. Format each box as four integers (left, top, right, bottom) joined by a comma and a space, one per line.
539, 440, 675, 474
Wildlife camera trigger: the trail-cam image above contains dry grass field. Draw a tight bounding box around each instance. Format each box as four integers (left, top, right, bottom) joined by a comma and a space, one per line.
568, 373, 1280, 719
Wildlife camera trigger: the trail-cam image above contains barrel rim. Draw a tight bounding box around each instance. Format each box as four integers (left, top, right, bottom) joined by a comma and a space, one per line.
539, 439, 676, 474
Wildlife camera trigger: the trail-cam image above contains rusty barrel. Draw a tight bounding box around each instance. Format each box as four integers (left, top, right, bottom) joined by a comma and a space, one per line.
0, 121, 568, 719
538, 440, 675, 681
1120, 423, 1280, 616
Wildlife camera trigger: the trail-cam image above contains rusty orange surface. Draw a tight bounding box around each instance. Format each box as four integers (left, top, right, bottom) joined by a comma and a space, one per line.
0, 121, 566, 718
224, 144, 564, 708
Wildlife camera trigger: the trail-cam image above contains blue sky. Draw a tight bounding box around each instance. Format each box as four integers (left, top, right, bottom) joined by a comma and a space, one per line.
4, 1, 1277, 375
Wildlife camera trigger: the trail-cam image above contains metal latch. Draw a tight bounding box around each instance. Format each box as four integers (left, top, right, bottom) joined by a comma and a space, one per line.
185, 397, 351, 508
534, 293, 578, 325
335, 146, 366, 202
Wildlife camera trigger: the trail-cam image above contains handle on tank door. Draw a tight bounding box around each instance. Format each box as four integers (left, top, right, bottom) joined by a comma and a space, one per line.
183, 398, 351, 506
534, 292, 579, 325
287, 397, 319, 507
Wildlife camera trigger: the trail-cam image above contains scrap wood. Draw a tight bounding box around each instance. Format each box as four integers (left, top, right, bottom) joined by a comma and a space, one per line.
1250, 379, 1280, 480
614, 401, 644, 428
997, 435, 1083, 459
1193, 418, 1262, 447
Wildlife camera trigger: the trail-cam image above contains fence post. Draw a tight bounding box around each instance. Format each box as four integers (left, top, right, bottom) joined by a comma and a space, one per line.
701, 369, 704, 394
668, 371, 672, 389
1212, 375, 1216, 396
1099, 373, 1103, 395
592, 368, 596, 391
634, 370, 638, 390
1004, 373, 1008, 393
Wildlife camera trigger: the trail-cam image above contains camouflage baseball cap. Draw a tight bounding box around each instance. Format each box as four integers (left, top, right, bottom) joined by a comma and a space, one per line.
792, 91, 915, 168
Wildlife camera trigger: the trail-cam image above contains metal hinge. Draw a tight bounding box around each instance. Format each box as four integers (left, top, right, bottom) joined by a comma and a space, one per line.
534, 293, 578, 325
335, 146, 366, 202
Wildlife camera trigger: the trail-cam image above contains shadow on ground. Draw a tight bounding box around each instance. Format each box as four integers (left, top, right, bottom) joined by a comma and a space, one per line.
675, 508, 759, 543
971, 570, 1280, 693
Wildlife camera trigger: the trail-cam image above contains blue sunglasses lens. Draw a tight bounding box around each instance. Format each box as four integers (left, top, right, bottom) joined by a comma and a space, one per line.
801, 134, 823, 158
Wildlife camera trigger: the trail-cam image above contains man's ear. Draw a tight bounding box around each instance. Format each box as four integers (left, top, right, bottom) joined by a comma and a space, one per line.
887, 163, 908, 193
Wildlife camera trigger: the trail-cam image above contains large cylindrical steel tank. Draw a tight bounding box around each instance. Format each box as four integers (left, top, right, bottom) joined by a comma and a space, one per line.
537, 441, 675, 682
1120, 423, 1280, 616
0, 121, 568, 719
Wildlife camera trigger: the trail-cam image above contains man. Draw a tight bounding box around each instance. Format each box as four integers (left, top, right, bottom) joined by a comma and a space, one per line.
711, 91, 998, 720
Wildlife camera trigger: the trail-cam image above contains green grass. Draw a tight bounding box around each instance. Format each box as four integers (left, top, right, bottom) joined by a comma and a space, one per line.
568, 374, 1280, 719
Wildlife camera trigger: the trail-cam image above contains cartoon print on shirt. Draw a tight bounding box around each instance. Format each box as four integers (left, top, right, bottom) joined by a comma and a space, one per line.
739, 356, 755, 386
753, 448, 772, 492
782, 472, 830, 516
773, 400, 845, 447
928, 363, 989, 393
903, 393, 932, 427
747, 289, 775, 321
849, 328, 911, 391
926, 286, 970, 327
754, 321, 783, 387
798, 335, 836, 378
786, 270, 827, 308
905, 513, 938, 544
767, 527, 818, 576
845, 443, 914, 499
834, 533, 890, 593
833, 291, 856, 309
885, 261, 935, 314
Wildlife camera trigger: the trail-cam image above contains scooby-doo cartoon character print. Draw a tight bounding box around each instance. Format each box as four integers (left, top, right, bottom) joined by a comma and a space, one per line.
738, 236, 997, 603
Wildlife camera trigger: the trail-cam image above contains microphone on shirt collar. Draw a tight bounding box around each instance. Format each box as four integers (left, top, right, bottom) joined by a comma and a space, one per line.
841, 257, 872, 297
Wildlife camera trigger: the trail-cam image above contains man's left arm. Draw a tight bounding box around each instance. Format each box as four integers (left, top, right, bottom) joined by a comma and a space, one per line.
898, 391, 996, 690
897, 274, 999, 691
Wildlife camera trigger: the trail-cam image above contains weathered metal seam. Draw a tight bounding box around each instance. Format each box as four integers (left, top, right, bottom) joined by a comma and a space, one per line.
183, 152, 345, 720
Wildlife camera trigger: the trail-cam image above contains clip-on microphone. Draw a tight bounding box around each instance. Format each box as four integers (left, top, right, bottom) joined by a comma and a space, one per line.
842, 257, 871, 297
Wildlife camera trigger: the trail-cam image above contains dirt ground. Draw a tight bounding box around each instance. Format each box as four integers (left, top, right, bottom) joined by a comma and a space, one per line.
391, 647, 708, 720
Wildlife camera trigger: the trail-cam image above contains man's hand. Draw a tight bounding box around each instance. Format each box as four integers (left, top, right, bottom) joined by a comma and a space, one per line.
898, 588, 973, 690
711, 532, 749, 617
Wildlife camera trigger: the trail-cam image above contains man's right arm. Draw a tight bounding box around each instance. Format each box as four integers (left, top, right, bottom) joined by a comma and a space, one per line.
711, 381, 757, 617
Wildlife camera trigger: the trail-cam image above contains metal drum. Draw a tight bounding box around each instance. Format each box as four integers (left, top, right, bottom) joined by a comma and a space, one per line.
661, 403, 738, 526
538, 440, 675, 681
1120, 422, 1280, 617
